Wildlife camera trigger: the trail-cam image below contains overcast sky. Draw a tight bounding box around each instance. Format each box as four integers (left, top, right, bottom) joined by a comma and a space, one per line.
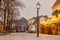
20, 0, 56, 19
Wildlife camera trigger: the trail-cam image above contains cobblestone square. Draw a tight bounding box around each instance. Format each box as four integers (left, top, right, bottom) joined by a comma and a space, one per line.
0, 33, 59, 40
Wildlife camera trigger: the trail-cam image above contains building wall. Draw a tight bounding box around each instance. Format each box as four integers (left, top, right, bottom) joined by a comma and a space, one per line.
52, 4, 60, 10
52, 0, 60, 35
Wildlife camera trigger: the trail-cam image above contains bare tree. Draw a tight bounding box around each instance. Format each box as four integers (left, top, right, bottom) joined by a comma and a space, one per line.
0, 0, 25, 31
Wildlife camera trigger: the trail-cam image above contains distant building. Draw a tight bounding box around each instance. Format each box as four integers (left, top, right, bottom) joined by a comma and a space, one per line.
28, 15, 48, 33
28, 17, 36, 33
12, 17, 29, 32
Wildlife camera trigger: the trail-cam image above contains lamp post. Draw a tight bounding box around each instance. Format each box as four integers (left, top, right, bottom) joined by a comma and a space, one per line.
36, 2, 40, 37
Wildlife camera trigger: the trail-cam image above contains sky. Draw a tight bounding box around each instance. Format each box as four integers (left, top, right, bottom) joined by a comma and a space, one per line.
20, 0, 56, 19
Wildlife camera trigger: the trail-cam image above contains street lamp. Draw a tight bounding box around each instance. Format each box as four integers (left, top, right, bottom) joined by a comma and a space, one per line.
36, 2, 40, 37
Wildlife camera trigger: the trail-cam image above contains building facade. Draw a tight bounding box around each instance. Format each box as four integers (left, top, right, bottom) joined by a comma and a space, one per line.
52, 0, 60, 35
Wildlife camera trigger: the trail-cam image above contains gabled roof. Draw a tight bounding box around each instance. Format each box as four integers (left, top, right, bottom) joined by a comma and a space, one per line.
32, 15, 49, 25
52, 0, 60, 9
14, 17, 28, 26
